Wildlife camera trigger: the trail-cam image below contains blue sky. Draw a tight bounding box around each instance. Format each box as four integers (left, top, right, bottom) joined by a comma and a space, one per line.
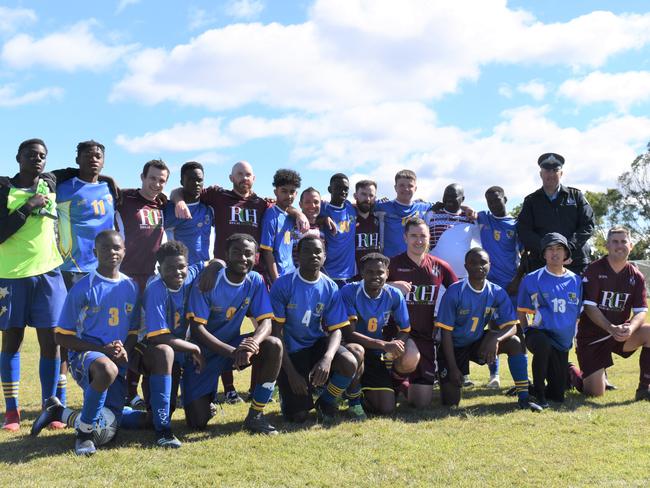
2, 0, 650, 210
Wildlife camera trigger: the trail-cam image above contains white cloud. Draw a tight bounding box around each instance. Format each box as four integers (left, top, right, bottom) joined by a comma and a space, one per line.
225, 0, 265, 20
116, 0, 141, 14
112, 1, 650, 112
0, 84, 63, 107
1, 20, 136, 72
188, 7, 218, 31
559, 71, 650, 111
517, 80, 548, 101
498, 84, 513, 99
0, 7, 36, 34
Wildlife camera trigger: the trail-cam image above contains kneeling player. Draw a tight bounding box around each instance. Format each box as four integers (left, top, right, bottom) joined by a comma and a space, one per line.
272, 235, 360, 425
184, 234, 283, 434
31, 231, 140, 455
341, 253, 419, 415
571, 227, 650, 399
129, 241, 208, 448
437, 248, 542, 411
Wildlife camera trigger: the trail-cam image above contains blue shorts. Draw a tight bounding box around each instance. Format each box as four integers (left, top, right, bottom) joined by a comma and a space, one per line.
182, 339, 244, 405
69, 350, 127, 419
0, 269, 66, 331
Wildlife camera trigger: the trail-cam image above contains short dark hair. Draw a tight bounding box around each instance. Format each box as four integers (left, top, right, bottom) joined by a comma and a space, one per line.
156, 240, 188, 265
297, 234, 323, 254
300, 187, 320, 202
329, 173, 348, 185
180, 161, 204, 179
95, 229, 122, 246
355, 179, 377, 192
226, 233, 258, 253
142, 159, 169, 178
360, 252, 390, 270
395, 169, 416, 182
404, 216, 427, 234
485, 186, 504, 197
17, 138, 47, 157
273, 169, 301, 188
465, 247, 488, 262
76, 140, 105, 156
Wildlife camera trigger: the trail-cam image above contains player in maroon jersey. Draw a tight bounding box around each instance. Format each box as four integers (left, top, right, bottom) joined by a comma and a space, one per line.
570, 226, 650, 400
388, 217, 458, 407
352, 180, 382, 280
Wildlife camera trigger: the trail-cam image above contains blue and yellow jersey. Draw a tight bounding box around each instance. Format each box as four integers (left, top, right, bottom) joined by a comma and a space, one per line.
163, 201, 213, 265
436, 279, 517, 348
319, 200, 357, 280
56, 178, 115, 273
340, 281, 410, 351
142, 263, 204, 340
55, 271, 140, 346
477, 211, 520, 290
517, 267, 582, 351
260, 205, 297, 276
374, 199, 431, 258
187, 268, 273, 349
270, 270, 349, 354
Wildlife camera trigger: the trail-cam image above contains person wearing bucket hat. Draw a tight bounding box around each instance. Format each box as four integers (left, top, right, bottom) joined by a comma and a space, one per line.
516, 232, 582, 408
517, 153, 594, 275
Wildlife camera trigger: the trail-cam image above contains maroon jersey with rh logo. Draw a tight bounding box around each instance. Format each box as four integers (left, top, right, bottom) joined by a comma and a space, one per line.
388, 252, 457, 340
577, 257, 647, 341
200, 186, 273, 261
355, 210, 382, 269
115, 188, 166, 279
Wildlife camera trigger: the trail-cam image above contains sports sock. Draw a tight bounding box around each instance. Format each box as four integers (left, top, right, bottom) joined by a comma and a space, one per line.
0, 352, 20, 412
345, 384, 362, 407
221, 370, 235, 393
119, 407, 147, 429
80, 386, 107, 427
489, 356, 500, 376
250, 381, 275, 412
126, 369, 140, 399
639, 347, 650, 389
320, 372, 353, 406
149, 374, 172, 432
508, 354, 529, 401
56, 374, 67, 407
39, 357, 60, 406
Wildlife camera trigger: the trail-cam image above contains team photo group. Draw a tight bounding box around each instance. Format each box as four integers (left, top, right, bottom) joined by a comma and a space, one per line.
2, 137, 650, 456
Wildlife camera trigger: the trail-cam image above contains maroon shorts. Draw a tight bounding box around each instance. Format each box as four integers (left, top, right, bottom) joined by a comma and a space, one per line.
576, 335, 635, 378
409, 337, 437, 385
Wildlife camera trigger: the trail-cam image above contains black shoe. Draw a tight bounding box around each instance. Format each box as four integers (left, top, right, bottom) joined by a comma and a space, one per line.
605, 382, 618, 391
244, 410, 278, 435
315, 398, 338, 426
518, 397, 544, 412
74, 429, 96, 456
634, 388, 650, 401
31, 396, 64, 436
155, 430, 182, 448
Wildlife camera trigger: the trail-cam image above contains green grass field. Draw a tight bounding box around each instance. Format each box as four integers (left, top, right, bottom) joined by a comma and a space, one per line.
1, 328, 649, 487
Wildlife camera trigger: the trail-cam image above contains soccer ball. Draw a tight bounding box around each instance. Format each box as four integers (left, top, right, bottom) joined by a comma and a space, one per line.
74, 407, 118, 446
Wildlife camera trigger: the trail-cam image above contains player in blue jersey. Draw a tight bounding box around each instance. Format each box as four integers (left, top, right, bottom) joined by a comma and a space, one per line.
341, 253, 420, 415
185, 233, 283, 434
374, 170, 432, 258
436, 248, 542, 411
31, 231, 140, 455
163, 162, 213, 265
318, 173, 357, 287
128, 240, 211, 448
260, 169, 302, 282
271, 234, 360, 425
518, 233, 582, 408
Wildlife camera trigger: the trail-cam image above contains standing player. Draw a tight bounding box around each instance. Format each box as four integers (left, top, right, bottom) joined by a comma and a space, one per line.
319, 174, 357, 287
31, 231, 140, 455
341, 253, 420, 415
184, 234, 283, 433
260, 169, 302, 282
388, 217, 458, 408
374, 170, 432, 258
291, 187, 322, 267
570, 227, 650, 399
0, 139, 65, 431
435, 248, 541, 411
476, 186, 521, 388
517, 233, 582, 407
163, 162, 213, 265
353, 180, 382, 279
272, 235, 359, 424
115, 159, 169, 407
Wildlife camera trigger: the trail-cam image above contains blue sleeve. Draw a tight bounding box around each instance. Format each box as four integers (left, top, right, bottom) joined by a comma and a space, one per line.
163, 202, 178, 230
129, 290, 142, 334
391, 288, 411, 332
143, 283, 172, 338
340, 284, 357, 318
270, 278, 287, 323
435, 286, 456, 331
187, 281, 211, 326
55, 282, 86, 336
249, 273, 274, 322
494, 287, 516, 327
477, 211, 487, 225
260, 209, 276, 251
323, 286, 349, 331
517, 275, 534, 312
187, 262, 205, 283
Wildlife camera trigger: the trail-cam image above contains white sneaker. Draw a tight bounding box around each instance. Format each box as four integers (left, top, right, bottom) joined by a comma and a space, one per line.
486, 375, 501, 389
462, 375, 475, 388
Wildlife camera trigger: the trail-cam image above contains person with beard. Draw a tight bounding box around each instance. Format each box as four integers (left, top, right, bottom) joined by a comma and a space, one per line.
352, 180, 383, 281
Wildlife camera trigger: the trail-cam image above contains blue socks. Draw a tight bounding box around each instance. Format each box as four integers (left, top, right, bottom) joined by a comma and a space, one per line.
250, 381, 275, 412
56, 374, 67, 407
80, 386, 108, 428
508, 354, 530, 400
320, 372, 353, 406
149, 374, 172, 432
39, 357, 60, 406
0, 352, 20, 412
345, 384, 362, 407
489, 356, 500, 376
